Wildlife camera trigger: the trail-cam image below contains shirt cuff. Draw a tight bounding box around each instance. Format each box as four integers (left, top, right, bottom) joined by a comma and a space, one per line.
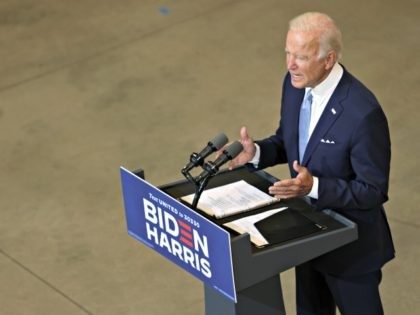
249, 143, 261, 168
307, 176, 319, 199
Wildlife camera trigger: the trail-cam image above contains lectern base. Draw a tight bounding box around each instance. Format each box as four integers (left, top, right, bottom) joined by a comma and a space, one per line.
204, 275, 286, 315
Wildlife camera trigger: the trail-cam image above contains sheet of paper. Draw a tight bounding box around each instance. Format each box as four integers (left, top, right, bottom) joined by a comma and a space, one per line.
224, 207, 288, 247
182, 180, 277, 218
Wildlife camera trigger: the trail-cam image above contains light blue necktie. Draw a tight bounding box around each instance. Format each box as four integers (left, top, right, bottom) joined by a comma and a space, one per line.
299, 90, 313, 163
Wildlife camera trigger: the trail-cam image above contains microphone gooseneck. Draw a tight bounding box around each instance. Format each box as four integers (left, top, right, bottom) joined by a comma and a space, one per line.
181, 135, 243, 210
195, 141, 243, 182
191, 141, 243, 209
181, 133, 228, 174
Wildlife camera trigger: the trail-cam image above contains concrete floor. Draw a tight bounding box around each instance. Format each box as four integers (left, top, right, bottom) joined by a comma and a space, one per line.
0, 0, 419, 314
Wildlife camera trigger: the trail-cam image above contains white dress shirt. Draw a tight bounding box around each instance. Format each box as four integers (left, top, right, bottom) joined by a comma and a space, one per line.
251, 62, 344, 199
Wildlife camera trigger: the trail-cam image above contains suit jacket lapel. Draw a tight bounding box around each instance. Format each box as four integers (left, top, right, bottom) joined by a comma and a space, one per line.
301, 72, 351, 166
288, 89, 305, 164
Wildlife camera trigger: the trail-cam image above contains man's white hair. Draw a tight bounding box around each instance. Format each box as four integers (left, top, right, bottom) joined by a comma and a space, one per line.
289, 12, 343, 60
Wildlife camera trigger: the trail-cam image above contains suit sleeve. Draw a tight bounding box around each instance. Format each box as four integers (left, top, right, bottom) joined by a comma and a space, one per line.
253, 77, 289, 169
254, 127, 288, 169
315, 108, 391, 211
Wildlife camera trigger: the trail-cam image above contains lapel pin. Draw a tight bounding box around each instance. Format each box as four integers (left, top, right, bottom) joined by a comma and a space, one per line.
331, 108, 337, 115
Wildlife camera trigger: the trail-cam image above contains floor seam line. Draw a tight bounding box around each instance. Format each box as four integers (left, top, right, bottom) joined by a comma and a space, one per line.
0, 248, 95, 315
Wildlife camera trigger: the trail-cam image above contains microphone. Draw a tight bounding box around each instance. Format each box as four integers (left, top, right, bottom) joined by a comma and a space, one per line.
182, 133, 229, 173
196, 141, 243, 182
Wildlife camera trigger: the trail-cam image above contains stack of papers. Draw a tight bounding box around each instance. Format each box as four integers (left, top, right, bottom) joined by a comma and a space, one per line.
224, 207, 288, 247
181, 180, 277, 219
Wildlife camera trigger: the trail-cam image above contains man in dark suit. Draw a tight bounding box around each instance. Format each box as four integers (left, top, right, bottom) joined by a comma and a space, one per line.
228, 12, 395, 315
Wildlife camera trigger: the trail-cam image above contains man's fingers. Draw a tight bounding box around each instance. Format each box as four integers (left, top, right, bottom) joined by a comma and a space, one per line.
228, 160, 239, 170
271, 178, 302, 187
269, 186, 300, 195
293, 160, 303, 172
270, 191, 298, 199
240, 126, 249, 141
269, 179, 305, 198
215, 141, 232, 158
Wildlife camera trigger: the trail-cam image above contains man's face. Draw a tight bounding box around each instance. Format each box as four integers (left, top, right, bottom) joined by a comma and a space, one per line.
285, 30, 330, 89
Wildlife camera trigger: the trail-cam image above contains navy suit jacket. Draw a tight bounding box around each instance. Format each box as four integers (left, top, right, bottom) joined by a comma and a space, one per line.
255, 68, 395, 276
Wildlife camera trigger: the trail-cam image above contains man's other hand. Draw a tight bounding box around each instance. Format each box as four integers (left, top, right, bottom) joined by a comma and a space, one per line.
268, 160, 313, 199
217, 126, 256, 170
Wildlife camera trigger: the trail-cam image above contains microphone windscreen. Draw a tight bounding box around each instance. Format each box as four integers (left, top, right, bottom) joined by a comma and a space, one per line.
210, 133, 229, 150
225, 141, 243, 159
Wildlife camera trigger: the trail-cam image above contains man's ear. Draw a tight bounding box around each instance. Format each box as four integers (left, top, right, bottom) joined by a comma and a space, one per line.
325, 50, 337, 69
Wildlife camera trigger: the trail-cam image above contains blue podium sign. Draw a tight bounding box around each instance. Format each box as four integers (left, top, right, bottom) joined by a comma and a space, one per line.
120, 167, 236, 302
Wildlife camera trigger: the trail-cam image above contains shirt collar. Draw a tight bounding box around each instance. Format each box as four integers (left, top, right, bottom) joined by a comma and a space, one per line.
306, 63, 343, 99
